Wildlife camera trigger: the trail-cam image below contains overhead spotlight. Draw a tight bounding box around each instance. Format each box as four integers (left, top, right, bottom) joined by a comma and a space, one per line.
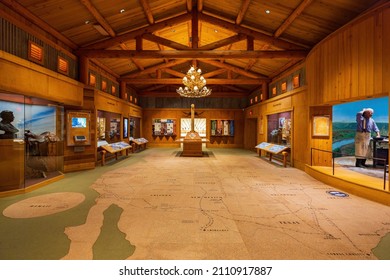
85, 20, 90, 24
120, 8, 125, 13
265, 10, 271, 14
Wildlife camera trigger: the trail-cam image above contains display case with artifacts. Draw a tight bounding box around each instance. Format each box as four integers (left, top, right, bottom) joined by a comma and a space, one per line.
97, 117, 106, 140
1, 93, 64, 193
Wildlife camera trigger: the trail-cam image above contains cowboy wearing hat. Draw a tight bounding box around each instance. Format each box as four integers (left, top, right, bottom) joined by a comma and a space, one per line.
355, 108, 380, 167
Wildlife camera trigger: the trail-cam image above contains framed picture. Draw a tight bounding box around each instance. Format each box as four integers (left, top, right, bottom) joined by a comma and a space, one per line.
312, 115, 330, 137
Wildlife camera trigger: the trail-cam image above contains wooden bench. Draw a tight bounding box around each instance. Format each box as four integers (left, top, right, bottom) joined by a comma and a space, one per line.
100, 141, 132, 166
256, 142, 290, 167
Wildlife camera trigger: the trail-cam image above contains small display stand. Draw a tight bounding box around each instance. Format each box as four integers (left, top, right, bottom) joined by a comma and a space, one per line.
181, 131, 203, 157
100, 141, 132, 166
256, 142, 290, 167
129, 137, 148, 152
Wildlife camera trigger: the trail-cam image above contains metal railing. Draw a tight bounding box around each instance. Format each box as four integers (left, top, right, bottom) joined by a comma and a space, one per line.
310, 147, 388, 191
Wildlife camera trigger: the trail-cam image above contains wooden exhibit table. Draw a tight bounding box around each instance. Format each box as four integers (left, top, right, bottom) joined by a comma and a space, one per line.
256, 142, 290, 167
176, 136, 209, 157
99, 141, 132, 166
129, 137, 148, 152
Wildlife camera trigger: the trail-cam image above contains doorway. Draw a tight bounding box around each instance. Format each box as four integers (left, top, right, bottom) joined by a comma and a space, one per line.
244, 118, 257, 151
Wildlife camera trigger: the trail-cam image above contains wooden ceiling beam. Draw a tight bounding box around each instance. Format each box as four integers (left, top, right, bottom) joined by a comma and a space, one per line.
191, 5, 199, 48
77, 49, 308, 59
139, 0, 155, 25
80, 0, 115, 37
142, 33, 191, 50
122, 59, 189, 78
161, 68, 185, 78
202, 68, 227, 78
81, 13, 192, 49
236, 0, 251, 25
121, 78, 266, 84
197, 0, 204, 12
274, 0, 314, 38
199, 13, 305, 50
139, 91, 248, 98
199, 59, 267, 79
198, 34, 247, 50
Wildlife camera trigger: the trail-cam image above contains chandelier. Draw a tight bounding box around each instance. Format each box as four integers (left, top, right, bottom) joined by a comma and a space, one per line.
176, 66, 212, 98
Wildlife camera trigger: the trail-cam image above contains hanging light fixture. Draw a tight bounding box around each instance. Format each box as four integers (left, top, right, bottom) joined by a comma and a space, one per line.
176, 66, 212, 98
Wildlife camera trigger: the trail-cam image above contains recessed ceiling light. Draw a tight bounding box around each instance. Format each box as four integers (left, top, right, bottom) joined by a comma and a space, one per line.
120, 8, 125, 13
214, 29, 218, 33
85, 20, 90, 24
265, 10, 271, 14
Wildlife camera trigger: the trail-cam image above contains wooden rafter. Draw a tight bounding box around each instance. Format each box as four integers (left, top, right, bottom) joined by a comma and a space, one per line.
198, 34, 247, 50
139, 0, 155, 25
77, 49, 308, 59
142, 33, 191, 50
236, 0, 251, 25
199, 59, 267, 79
80, 0, 116, 37
274, 0, 314, 38
191, 6, 199, 48
122, 59, 189, 78
202, 68, 227, 78
120, 78, 267, 84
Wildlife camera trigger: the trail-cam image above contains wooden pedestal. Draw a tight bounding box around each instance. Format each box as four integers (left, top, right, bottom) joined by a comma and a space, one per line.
0, 139, 25, 191
182, 140, 203, 157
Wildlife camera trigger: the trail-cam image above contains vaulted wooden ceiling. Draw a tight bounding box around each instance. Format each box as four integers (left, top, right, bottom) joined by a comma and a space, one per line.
2, 0, 384, 98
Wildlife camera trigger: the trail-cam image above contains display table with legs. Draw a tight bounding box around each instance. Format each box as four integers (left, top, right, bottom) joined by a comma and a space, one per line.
99, 141, 132, 166
256, 142, 290, 167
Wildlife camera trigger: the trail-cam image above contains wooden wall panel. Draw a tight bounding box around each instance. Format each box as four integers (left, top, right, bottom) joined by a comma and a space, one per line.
0, 50, 83, 106
307, 5, 389, 105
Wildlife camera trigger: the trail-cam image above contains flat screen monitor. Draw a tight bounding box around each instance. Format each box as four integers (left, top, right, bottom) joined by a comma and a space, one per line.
72, 117, 87, 128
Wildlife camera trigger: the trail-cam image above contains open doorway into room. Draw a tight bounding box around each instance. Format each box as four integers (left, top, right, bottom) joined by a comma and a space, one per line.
332, 96, 389, 179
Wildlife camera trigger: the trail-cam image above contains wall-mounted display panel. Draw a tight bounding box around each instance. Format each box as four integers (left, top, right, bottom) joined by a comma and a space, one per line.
210, 120, 234, 136
180, 118, 206, 137
67, 111, 91, 146
152, 119, 176, 136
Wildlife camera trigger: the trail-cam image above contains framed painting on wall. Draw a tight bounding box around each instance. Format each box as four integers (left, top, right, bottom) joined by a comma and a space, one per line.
312, 115, 330, 137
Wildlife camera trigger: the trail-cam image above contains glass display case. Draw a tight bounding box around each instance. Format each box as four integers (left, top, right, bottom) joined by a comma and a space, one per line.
267, 111, 292, 146
0, 92, 64, 193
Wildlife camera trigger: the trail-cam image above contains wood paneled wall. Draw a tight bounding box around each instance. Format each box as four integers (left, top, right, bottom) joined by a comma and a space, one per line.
142, 108, 244, 148
0, 50, 83, 106
306, 3, 390, 105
